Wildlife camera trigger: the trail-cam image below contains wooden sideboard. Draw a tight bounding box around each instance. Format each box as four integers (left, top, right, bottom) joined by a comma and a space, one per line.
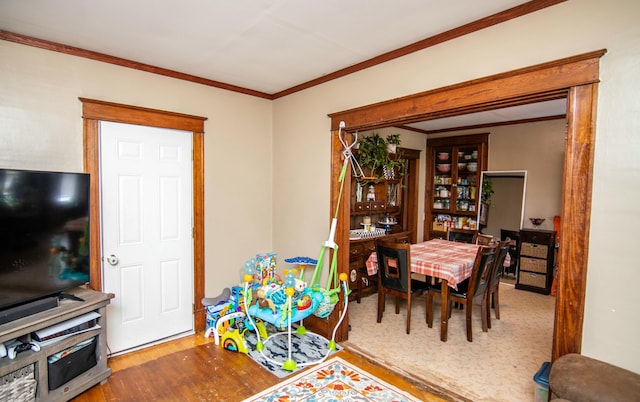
516, 229, 556, 294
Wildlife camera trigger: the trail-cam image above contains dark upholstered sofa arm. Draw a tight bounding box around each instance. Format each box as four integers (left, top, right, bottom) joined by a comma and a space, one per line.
550, 353, 640, 402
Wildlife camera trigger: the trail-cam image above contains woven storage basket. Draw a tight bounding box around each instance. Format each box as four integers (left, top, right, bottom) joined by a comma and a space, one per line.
519, 272, 547, 288
520, 242, 548, 258
520, 258, 547, 274
0, 364, 37, 402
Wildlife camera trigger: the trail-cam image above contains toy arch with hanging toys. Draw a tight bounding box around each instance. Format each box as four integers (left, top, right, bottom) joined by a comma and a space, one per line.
241, 259, 347, 371
237, 121, 357, 371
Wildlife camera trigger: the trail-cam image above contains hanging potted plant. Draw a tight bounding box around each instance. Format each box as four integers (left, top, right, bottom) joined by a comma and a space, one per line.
356, 133, 388, 178
384, 134, 405, 179
357, 133, 406, 180
386, 134, 401, 153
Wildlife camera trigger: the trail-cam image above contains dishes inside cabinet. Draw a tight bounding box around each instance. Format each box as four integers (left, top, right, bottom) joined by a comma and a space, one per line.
437, 164, 451, 173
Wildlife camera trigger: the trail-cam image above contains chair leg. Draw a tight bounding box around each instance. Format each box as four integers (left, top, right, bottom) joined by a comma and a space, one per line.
484, 293, 492, 329
377, 292, 384, 323
426, 292, 433, 328
465, 301, 473, 342
395, 297, 400, 314
406, 296, 411, 334
481, 298, 488, 333
493, 289, 500, 320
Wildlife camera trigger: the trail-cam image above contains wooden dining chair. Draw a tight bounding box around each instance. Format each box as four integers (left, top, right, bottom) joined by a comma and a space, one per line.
486, 239, 511, 328
447, 228, 477, 244
475, 233, 494, 246
376, 240, 429, 334
426, 243, 498, 342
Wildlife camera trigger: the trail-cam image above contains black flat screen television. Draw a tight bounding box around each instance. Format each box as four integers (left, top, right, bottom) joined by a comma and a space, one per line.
0, 168, 91, 315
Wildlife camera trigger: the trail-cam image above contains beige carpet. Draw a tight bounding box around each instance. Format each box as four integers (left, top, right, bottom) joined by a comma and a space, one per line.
343, 283, 555, 401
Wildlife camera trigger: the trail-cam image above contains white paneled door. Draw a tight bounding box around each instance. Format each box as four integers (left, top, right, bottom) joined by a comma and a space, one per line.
100, 121, 193, 354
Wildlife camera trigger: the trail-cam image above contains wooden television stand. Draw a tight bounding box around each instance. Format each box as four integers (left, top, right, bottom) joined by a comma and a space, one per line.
0, 287, 113, 401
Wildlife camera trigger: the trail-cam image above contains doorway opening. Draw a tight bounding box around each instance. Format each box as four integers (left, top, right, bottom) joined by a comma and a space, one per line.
329, 50, 604, 359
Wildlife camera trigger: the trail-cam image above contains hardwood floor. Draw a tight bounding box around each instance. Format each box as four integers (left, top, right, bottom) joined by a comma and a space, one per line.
71, 332, 448, 401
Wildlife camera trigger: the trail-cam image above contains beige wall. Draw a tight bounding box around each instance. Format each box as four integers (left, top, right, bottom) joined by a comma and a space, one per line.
1, 0, 639, 373
272, 0, 640, 371
488, 120, 565, 230
483, 176, 526, 237
0, 39, 274, 299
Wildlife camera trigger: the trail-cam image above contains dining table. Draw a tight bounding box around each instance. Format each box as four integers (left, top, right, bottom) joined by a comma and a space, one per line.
365, 238, 496, 342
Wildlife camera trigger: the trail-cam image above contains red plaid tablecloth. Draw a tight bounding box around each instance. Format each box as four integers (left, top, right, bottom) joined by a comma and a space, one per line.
366, 239, 481, 290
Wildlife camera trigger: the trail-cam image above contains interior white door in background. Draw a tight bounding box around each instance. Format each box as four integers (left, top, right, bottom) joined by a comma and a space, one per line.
100, 121, 193, 354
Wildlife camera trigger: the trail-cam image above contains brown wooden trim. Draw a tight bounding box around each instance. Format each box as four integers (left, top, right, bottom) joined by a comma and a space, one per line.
330, 52, 604, 359
192, 132, 206, 331
333, 129, 351, 342
2, 1, 564, 100
0, 30, 272, 100
83, 118, 102, 292
79, 98, 206, 132
272, 0, 567, 98
425, 133, 489, 148
80, 98, 208, 333
329, 50, 604, 131
552, 83, 596, 360
401, 148, 422, 244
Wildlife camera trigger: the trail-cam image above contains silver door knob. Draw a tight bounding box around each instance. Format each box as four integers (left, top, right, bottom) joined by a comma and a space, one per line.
107, 254, 119, 266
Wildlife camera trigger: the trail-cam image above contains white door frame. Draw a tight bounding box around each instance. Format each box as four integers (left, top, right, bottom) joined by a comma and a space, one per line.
80, 98, 208, 332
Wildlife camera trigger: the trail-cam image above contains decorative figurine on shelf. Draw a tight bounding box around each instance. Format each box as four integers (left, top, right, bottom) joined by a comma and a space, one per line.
366, 184, 376, 201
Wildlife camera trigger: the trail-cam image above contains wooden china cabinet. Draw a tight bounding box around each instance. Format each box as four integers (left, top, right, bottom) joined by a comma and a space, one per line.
348, 148, 420, 302
425, 134, 488, 240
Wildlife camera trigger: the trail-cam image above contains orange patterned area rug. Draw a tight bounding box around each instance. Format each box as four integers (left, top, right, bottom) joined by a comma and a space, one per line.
242, 356, 421, 402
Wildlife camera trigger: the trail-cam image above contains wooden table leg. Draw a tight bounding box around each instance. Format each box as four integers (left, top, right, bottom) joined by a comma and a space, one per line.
440, 279, 449, 342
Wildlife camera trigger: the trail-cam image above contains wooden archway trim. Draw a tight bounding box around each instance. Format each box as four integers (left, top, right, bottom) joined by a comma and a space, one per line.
79, 98, 208, 332
329, 50, 604, 360
330, 50, 604, 132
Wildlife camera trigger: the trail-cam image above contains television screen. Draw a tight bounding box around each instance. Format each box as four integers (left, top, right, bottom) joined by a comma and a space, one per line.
0, 169, 91, 311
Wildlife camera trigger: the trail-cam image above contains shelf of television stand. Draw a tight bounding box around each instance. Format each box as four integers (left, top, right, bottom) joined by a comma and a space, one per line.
0, 287, 113, 402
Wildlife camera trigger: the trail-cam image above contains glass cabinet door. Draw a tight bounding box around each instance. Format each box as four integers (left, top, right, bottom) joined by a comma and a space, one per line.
453, 145, 479, 214
433, 146, 453, 211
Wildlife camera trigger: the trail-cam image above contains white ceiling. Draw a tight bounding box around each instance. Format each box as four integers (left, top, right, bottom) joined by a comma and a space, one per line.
0, 0, 566, 127
406, 99, 567, 132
